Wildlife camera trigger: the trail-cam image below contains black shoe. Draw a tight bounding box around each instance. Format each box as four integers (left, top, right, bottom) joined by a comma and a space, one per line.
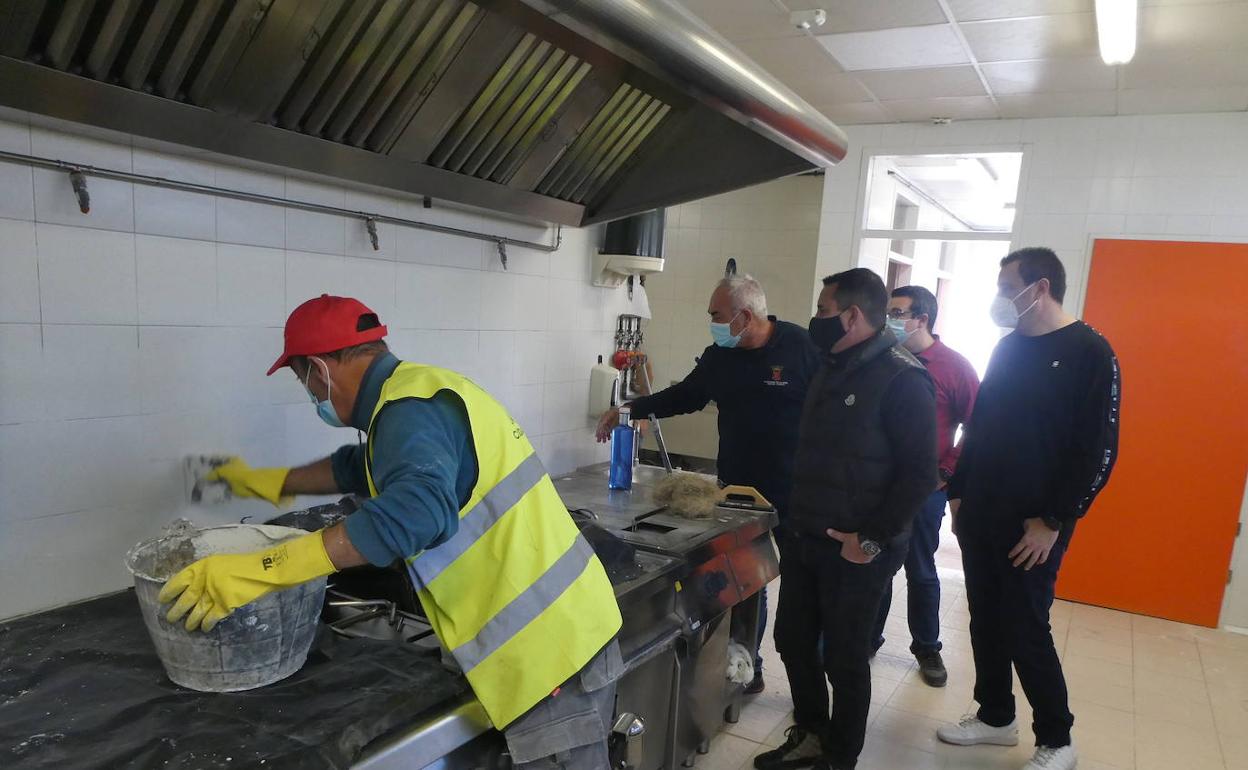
753, 726, 824, 769
745, 671, 766, 695
915, 650, 948, 688
812, 760, 851, 770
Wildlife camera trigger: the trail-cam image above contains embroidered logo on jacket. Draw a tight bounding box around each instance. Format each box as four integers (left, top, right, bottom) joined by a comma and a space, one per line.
764, 364, 789, 387
844, 394, 856, 406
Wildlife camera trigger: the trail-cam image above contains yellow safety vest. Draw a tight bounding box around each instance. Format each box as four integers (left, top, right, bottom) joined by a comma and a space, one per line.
364, 362, 622, 728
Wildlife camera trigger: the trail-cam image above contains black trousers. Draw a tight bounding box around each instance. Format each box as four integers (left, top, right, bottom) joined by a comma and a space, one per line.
774, 531, 909, 768
958, 517, 1075, 748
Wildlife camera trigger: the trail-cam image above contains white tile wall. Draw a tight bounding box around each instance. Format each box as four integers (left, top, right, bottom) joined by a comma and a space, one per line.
0, 324, 44, 425
0, 114, 628, 620
132, 148, 217, 241
216, 243, 286, 326
215, 166, 286, 249
284, 177, 347, 257
0, 117, 35, 218
817, 111, 1248, 314
43, 324, 141, 420
0, 217, 39, 323
37, 224, 137, 325
136, 235, 218, 325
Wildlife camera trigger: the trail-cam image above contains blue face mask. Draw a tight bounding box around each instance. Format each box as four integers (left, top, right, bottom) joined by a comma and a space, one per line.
304, 358, 345, 428
885, 317, 913, 345
709, 311, 744, 348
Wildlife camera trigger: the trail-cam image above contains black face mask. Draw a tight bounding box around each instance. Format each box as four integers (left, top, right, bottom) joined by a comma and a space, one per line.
808, 314, 846, 352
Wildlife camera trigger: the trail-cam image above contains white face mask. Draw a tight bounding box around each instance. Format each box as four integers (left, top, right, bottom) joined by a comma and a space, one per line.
989, 282, 1039, 329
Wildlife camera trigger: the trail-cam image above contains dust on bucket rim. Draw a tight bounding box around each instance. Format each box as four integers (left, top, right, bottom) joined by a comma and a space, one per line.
125, 522, 311, 582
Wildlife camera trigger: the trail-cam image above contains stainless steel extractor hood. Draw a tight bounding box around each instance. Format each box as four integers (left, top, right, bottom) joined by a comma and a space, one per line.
0, 0, 848, 227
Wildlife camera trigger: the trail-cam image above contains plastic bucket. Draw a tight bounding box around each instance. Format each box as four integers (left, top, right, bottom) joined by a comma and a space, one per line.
125, 523, 327, 692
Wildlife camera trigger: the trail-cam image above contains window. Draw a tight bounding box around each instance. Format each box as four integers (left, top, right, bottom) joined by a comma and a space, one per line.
857, 152, 1024, 376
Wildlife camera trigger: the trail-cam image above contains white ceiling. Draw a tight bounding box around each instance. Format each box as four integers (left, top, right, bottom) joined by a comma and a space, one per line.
679, 0, 1248, 124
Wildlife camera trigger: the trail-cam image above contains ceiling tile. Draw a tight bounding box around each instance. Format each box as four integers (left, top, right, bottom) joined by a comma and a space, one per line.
735, 36, 842, 81
787, 75, 875, 105
1140, 4, 1248, 52
1121, 49, 1248, 88
856, 66, 987, 100
816, 25, 971, 71
960, 14, 1099, 62
948, 0, 1093, 22
677, 0, 801, 42
996, 91, 1118, 118
982, 57, 1117, 94
879, 95, 1000, 122
818, 0, 947, 33
1118, 87, 1248, 114
813, 101, 892, 125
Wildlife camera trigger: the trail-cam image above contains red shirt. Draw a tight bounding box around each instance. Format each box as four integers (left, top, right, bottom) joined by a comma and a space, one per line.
915, 337, 980, 477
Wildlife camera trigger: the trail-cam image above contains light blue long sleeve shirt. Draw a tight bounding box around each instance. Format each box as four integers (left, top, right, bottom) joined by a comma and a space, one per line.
330, 353, 476, 566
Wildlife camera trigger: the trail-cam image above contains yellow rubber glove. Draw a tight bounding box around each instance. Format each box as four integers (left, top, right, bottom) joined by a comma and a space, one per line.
158, 532, 336, 632
205, 457, 290, 506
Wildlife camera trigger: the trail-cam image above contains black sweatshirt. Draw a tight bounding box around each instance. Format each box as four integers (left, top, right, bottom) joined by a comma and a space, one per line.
628, 318, 821, 516
948, 321, 1121, 528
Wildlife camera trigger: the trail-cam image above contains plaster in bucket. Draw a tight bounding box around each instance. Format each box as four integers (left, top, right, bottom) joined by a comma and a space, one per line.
125, 520, 327, 692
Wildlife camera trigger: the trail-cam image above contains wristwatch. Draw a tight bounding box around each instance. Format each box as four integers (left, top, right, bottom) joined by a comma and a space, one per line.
859, 538, 882, 559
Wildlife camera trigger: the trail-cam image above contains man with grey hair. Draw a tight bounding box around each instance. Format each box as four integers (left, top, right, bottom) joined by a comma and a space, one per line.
596, 274, 821, 693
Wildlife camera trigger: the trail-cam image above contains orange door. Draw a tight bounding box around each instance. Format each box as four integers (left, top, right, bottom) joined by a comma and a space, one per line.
1056, 239, 1248, 627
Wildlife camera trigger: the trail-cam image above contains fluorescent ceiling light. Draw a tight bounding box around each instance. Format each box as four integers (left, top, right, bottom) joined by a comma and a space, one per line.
1095, 0, 1138, 65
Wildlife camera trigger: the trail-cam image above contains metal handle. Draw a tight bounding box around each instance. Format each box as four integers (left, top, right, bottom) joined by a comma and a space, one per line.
610, 712, 647, 770
638, 362, 673, 473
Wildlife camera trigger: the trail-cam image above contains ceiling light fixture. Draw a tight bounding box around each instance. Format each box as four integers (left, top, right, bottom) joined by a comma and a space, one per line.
1095, 0, 1138, 65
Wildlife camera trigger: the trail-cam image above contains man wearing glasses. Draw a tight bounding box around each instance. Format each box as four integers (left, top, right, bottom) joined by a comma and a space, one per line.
871, 286, 980, 688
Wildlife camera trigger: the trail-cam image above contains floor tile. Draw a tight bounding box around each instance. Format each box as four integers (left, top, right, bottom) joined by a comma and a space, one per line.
709, 530, 1248, 770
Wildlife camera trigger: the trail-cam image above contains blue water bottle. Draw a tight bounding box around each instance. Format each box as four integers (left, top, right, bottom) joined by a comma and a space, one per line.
608, 407, 635, 491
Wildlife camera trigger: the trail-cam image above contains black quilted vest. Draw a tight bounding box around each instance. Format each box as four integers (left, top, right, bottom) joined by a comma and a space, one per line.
789, 329, 928, 538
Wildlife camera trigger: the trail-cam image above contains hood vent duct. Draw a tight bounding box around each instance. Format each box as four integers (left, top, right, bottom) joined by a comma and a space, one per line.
0, 0, 846, 227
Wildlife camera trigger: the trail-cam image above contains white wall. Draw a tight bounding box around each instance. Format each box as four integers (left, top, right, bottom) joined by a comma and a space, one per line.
0, 111, 634, 620
817, 110, 1248, 628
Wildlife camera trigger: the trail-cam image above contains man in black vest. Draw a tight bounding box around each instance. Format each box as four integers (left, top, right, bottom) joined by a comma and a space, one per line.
755, 268, 937, 770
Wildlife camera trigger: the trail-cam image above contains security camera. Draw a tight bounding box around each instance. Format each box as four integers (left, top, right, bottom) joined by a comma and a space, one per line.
790, 9, 827, 30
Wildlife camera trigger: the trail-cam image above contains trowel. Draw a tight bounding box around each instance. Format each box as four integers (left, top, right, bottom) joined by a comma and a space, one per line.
184, 455, 234, 504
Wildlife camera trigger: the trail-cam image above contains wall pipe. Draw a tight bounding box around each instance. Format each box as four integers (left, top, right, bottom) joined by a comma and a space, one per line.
0, 150, 563, 257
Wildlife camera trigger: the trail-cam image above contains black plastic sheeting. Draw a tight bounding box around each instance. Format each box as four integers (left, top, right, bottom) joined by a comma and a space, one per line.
0, 591, 468, 770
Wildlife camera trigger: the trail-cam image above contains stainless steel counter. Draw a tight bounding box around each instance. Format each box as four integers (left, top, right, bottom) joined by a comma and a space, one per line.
553, 463, 780, 769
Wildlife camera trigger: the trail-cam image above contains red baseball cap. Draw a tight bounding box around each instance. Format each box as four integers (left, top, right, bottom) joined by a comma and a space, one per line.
267, 294, 388, 375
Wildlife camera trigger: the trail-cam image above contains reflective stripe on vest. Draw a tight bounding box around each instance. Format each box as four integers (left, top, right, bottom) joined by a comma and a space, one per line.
362, 362, 622, 728
448, 533, 596, 673
406, 452, 548, 589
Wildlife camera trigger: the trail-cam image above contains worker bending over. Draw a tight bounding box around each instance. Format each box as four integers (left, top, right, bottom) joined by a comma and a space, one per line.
160, 294, 623, 769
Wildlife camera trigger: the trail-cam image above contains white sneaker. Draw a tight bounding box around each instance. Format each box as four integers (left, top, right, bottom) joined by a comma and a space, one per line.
1023, 744, 1076, 770
936, 715, 1020, 746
